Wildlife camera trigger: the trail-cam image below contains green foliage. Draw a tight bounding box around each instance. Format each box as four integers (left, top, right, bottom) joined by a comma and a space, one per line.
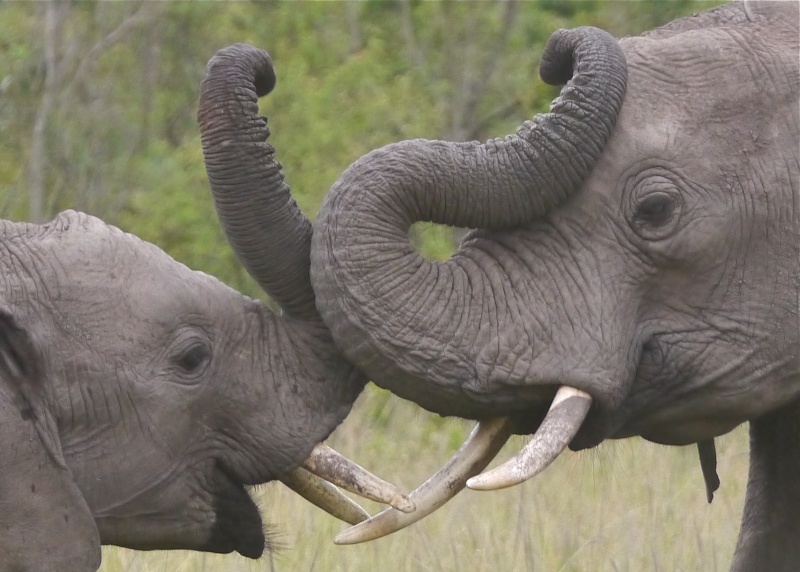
0, 0, 726, 247
410, 221, 457, 261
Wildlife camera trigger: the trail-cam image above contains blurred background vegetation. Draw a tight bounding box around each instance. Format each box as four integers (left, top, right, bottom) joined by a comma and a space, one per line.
1, 1, 740, 571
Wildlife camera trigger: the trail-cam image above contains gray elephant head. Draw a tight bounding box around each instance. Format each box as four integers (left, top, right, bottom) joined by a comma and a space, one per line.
310, 1, 800, 568
0, 45, 415, 570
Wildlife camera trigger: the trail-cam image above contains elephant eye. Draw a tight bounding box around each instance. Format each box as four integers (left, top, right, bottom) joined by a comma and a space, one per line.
172, 343, 211, 377
627, 175, 684, 241
635, 193, 675, 226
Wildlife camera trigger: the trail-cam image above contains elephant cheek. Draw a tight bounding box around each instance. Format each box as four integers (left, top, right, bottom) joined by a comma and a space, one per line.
471, 315, 642, 446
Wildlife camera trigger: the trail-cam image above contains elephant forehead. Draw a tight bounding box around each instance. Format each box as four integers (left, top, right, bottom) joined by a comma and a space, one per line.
118, 250, 249, 334
35, 212, 245, 326
620, 28, 795, 127
602, 30, 797, 176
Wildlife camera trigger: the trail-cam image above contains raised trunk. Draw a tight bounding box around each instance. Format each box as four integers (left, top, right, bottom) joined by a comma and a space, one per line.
312, 27, 627, 418
195, 47, 390, 522
198, 45, 317, 319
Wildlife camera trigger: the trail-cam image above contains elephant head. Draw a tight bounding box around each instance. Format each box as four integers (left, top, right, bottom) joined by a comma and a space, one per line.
0, 45, 412, 568
310, 1, 800, 567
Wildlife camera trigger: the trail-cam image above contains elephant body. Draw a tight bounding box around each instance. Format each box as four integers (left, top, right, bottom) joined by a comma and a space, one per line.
309, 1, 800, 568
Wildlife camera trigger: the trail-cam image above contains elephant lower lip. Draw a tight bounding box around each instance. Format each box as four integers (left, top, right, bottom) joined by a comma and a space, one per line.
233, 525, 266, 559
206, 465, 267, 558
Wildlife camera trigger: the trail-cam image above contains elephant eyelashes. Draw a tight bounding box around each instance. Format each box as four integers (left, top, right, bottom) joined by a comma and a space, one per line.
172, 343, 212, 377
627, 176, 684, 240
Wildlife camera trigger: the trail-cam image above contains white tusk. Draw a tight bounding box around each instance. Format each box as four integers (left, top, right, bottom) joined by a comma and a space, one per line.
466, 386, 591, 491
280, 467, 369, 526
302, 443, 415, 513
334, 417, 514, 545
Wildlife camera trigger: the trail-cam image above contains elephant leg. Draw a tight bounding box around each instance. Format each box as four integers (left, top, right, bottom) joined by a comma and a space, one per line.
732, 398, 800, 571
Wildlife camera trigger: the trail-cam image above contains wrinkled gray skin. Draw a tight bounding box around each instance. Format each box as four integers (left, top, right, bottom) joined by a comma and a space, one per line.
0, 44, 365, 569
310, 2, 799, 570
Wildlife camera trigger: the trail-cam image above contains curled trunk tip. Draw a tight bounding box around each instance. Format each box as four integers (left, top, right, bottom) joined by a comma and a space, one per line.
311, 26, 628, 418
198, 44, 319, 319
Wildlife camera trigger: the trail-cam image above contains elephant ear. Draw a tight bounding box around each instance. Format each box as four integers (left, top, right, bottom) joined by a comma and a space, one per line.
0, 308, 101, 571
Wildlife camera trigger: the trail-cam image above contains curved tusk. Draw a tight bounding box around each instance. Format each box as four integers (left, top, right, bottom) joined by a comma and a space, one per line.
334, 417, 514, 545
280, 467, 369, 526
303, 443, 415, 513
466, 386, 591, 491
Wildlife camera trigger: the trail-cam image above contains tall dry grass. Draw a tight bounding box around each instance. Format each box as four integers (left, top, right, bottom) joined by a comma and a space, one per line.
99, 388, 749, 572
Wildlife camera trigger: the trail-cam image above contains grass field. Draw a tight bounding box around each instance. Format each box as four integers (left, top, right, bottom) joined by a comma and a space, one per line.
98, 388, 749, 572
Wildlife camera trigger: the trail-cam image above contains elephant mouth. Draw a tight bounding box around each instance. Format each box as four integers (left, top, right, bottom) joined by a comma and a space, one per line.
329, 328, 653, 546
333, 352, 648, 544
203, 462, 267, 559
90, 462, 267, 557
204, 445, 416, 557
568, 397, 628, 450
333, 385, 596, 545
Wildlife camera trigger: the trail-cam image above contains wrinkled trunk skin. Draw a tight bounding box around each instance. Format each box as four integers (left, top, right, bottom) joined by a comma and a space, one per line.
196, 44, 368, 478
317, 189, 643, 433
229, 312, 364, 482
199, 45, 317, 319
732, 400, 800, 571
312, 27, 627, 423
195, 46, 371, 555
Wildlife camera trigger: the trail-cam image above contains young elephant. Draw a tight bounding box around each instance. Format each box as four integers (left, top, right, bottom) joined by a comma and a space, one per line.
0, 45, 410, 570
308, 1, 800, 569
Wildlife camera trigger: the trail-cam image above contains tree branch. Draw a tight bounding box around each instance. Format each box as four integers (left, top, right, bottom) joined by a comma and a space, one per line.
460, 0, 520, 139
64, 2, 159, 96
27, 1, 68, 223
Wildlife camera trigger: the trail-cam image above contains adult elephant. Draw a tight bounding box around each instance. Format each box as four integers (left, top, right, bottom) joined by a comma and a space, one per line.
309, 1, 799, 569
0, 46, 411, 571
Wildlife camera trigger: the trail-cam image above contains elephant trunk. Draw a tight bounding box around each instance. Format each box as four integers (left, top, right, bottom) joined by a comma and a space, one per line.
197, 45, 317, 319
311, 27, 627, 414
197, 45, 416, 526
316, 27, 626, 233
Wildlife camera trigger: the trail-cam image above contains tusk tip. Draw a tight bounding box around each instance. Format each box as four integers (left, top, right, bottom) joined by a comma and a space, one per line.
280, 468, 371, 526
465, 475, 485, 490
465, 473, 514, 491
334, 526, 372, 546
333, 534, 354, 545
349, 507, 371, 524
331, 418, 515, 544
